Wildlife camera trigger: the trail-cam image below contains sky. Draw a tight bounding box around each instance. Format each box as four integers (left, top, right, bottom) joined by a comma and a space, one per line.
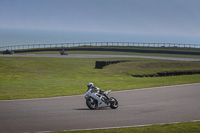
0, 0, 200, 43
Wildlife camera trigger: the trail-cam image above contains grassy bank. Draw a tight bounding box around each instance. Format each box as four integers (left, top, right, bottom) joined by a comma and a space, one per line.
0, 57, 200, 100
49, 121, 200, 133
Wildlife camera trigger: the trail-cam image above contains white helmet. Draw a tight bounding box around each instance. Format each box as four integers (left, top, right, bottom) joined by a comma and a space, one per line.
87, 83, 93, 88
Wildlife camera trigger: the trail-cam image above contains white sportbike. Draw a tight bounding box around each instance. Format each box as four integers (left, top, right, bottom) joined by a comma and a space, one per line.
85, 88, 118, 109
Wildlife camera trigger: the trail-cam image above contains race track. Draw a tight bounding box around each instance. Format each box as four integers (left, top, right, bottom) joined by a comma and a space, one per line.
0, 83, 200, 133
1, 54, 200, 61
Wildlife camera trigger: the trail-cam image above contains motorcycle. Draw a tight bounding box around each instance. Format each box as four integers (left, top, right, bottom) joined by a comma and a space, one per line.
85, 88, 118, 109
60, 50, 68, 55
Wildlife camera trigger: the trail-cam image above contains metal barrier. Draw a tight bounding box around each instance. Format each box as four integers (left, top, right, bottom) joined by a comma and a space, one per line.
0, 42, 200, 51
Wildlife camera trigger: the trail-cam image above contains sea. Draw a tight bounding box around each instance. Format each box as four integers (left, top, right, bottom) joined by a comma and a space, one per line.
0, 28, 200, 49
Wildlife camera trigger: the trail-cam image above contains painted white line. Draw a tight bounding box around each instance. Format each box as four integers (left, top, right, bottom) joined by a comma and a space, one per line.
1, 82, 200, 102
36, 120, 200, 133
112, 82, 200, 93
68, 120, 200, 132
0, 94, 84, 102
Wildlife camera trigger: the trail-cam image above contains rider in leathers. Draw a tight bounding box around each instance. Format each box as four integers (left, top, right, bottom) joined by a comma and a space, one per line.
87, 83, 109, 99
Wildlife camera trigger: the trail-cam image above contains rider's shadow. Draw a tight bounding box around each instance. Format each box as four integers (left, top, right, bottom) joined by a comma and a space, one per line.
73, 108, 90, 110
74, 108, 111, 110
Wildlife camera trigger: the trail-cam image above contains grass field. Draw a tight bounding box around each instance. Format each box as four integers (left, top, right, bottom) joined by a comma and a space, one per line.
0, 56, 200, 100
48, 121, 200, 133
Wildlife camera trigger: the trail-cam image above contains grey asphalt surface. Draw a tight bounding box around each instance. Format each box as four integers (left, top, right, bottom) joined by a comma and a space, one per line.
0, 54, 200, 61
0, 83, 200, 133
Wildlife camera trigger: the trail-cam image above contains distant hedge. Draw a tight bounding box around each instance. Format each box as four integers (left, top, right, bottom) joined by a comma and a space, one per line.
95, 60, 130, 69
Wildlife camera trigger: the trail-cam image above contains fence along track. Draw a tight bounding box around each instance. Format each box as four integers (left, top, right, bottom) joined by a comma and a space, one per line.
0, 42, 200, 51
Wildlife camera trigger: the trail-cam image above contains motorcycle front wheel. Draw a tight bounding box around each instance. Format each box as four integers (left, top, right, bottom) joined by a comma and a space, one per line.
110, 97, 118, 109
86, 98, 98, 110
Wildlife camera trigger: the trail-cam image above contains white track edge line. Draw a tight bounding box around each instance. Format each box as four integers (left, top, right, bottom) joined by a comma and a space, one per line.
34, 120, 200, 133
112, 82, 200, 93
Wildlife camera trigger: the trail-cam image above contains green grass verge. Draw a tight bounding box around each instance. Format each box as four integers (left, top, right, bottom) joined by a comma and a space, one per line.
0, 56, 200, 100
48, 121, 200, 133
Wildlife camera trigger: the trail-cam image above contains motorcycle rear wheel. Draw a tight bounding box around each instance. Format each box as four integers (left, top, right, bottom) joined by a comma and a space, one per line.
86, 98, 98, 110
110, 97, 118, 109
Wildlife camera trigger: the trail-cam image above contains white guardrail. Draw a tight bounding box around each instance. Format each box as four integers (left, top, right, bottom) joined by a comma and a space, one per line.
0, 42, 200, 51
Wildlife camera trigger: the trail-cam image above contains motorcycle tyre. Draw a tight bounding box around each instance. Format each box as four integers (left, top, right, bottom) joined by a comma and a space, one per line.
110, 97, 118, 109
86, 98, 98, 110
